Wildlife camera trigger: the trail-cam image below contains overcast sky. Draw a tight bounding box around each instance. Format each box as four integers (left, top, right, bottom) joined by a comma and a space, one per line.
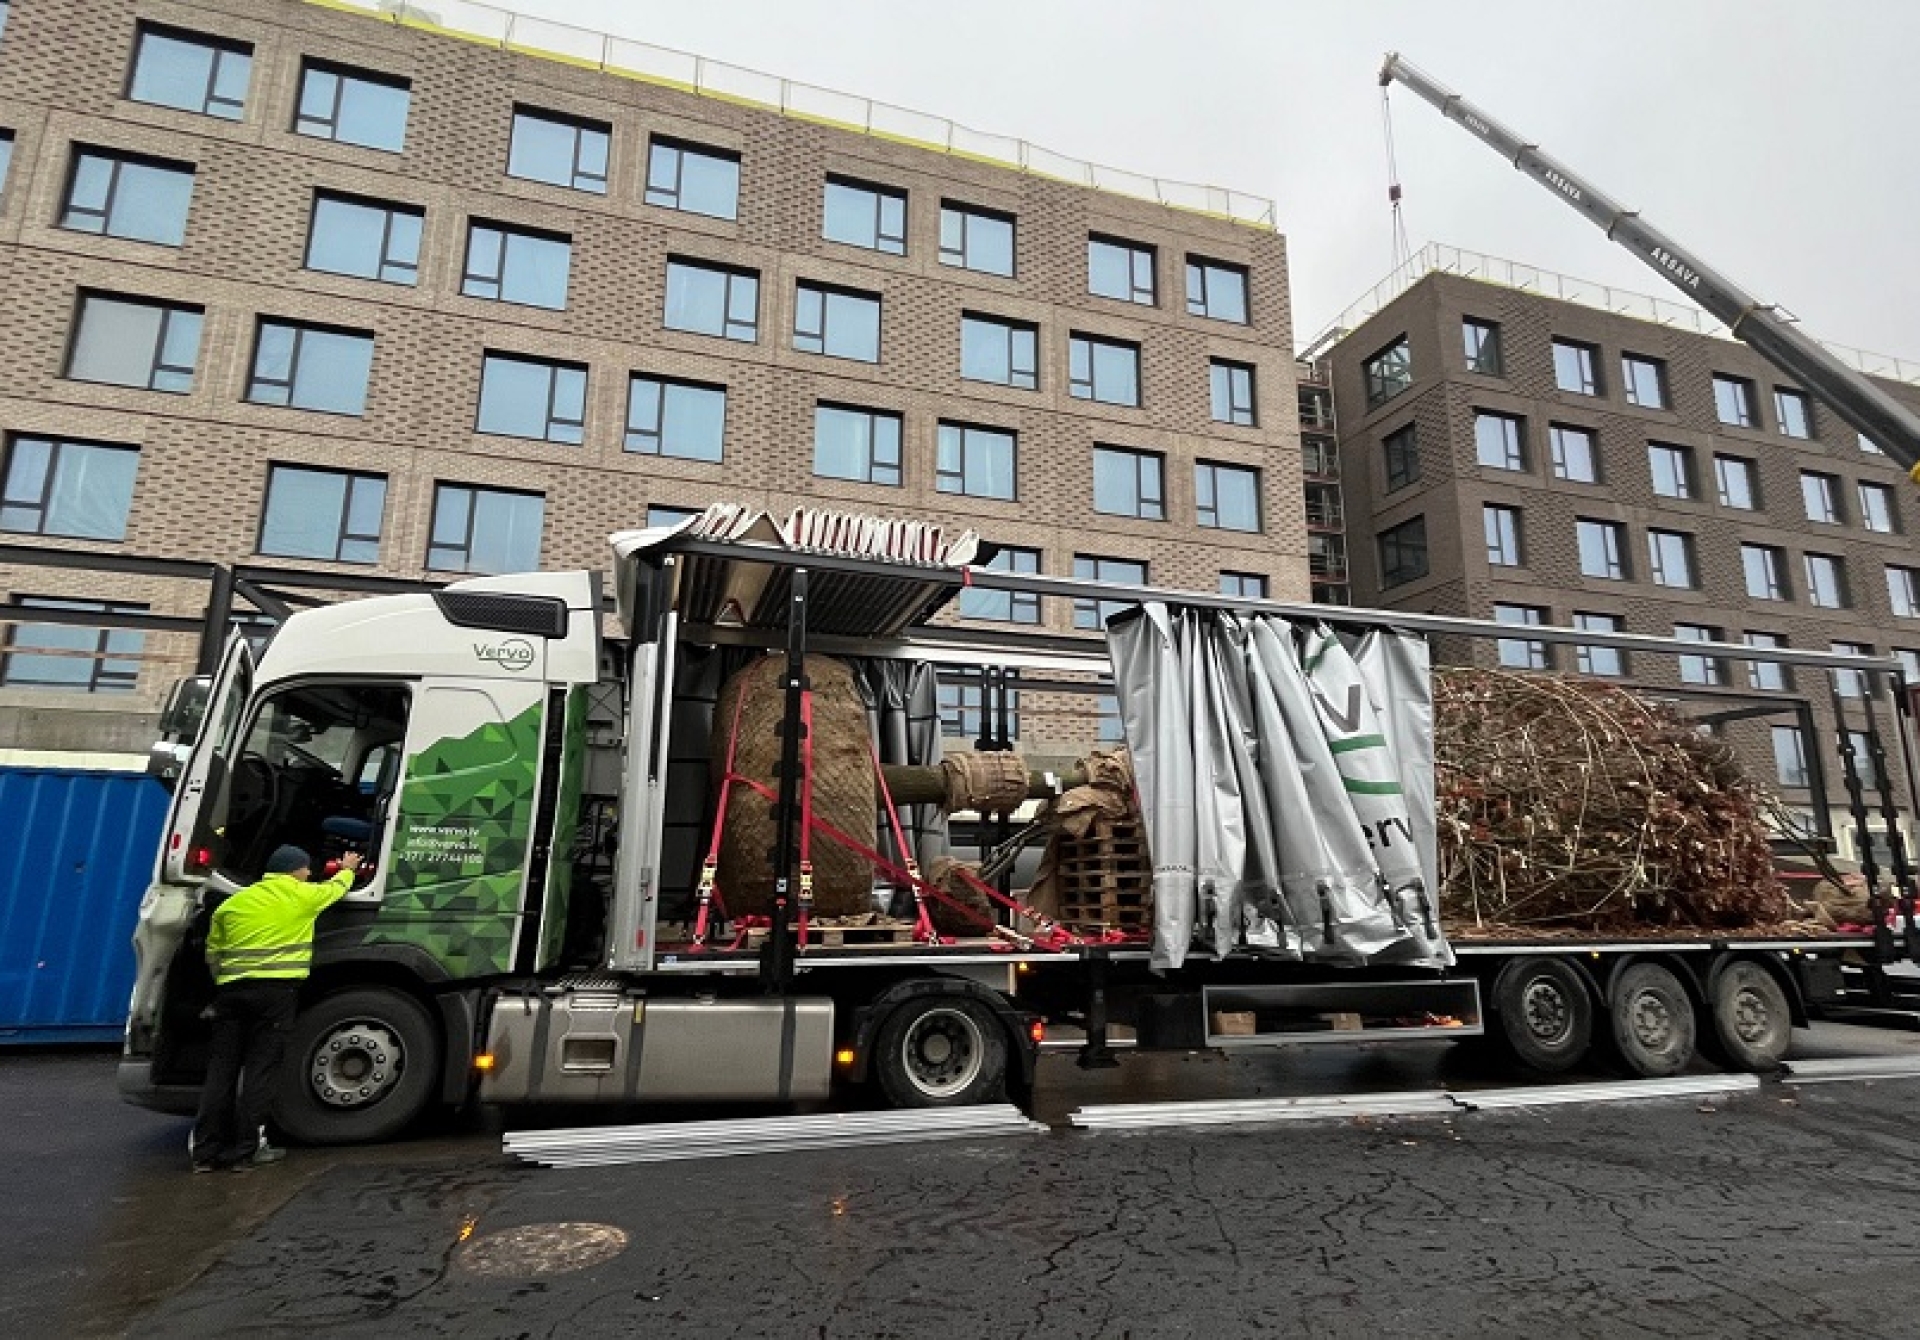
493, 0, 1919, 358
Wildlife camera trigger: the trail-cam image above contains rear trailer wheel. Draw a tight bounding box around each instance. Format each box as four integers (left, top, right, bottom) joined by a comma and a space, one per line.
1492, 957, 1594, 1074
274, 987, 441, 1145
1702, 960, 1792, 1072
873, 996, 1008, 1109
1607, 963, 1697, 1078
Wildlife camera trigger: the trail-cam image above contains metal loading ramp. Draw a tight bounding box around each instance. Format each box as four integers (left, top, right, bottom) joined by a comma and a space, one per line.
504, 1104, 1046, 1168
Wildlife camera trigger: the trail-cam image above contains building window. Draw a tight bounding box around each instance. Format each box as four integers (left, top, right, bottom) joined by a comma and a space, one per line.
1196, 462, 1260, 532
1741, 544, 1790, 601
1220, 571, 1267, 599
1549, 424, 1598, 483
1095, 693, 1126, 743
939, 680, 1019, 742
294, 60, 408, 152
1209, 359, 1256, 426
1378, 516, 1428, 588
1576, 519, 1628, 580
1089, 236, 1154, 305
939, 202, 1014, 276
644, 137, 740, 219
1092, 446, 1165, 520
427, 484, 543, 574
1647, 529, 1697, 588
1185, 257, 1249, 322
960, 313, 1037, 390
1483, 504, 1523, 567
626, 376, 724, 462
1, 597, 145, 692
259, 465, 385, 563
1381, 423, 1420, 492
61, 147, 194, 245
1, 435, 138, 540
1647, 442, 1696, 500
1888, 566, 1920, 618
936, 423, 1016, 500
1364, 337, 1412, 408
1069, 334, 1142, 407
1462, 318, 1503, 375
477, 352, 586, 444
128, 24, 250, 120
1832, 641, 1874, 699
823, 177, 905, 254
508, 107, 609, 193
1898, 648, 1920, 684
794, 282, 881, 362
1745, 632, 1790, 691
1772, 725, 1809, 788
1861, 433, 1885, 456
1713, 374, 1757, 428
1674, 623, 1725, 686
1805, 552, 1849, 608
958, 546, 1040, 624
1846, 731, 1882, 790
65, 293, 202, 393
461, 221, 571, 310
813, 404, 902, 485
0, 131, 13, 201
305, 191, 421, 285
1775, 388, 1813, 439
664, 259, 759, 342
1493, 603, 1550, 670
1714, 454, 1758, 510
1801, 471, 1843, 524
1074, 554, 1148, 630
1860, 482, 1898, 534
1552, 339, 1601, 396
1474, 411, 1526, 470
647, 504, 701, 529
1621, 354, 1667, 408
1573, 612, 1626, 677
246, 320, 374, 416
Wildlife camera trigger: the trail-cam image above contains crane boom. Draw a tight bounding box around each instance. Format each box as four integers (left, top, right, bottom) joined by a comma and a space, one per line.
1379, 52, 1920, 479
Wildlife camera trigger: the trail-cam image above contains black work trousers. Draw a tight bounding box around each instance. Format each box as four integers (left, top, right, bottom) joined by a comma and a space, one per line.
191, 979, 299, 1166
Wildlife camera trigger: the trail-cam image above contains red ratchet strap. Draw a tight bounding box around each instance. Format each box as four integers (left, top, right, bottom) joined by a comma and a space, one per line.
870, 741, 936, 944
691, 687, 750, 950
733, 774, 1082, 951
796, 688, 816, 947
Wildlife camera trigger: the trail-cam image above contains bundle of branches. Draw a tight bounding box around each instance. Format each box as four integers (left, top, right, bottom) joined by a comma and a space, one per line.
1434, 668, 1789, 932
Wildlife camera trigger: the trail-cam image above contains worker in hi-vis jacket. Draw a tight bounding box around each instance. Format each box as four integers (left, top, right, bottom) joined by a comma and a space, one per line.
190, 844, 360, 1172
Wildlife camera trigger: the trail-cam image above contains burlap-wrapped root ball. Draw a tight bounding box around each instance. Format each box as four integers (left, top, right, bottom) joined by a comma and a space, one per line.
713, 654, 877, 919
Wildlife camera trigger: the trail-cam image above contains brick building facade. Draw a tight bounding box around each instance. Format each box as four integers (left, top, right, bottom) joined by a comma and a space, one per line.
0, 0, 1301, 755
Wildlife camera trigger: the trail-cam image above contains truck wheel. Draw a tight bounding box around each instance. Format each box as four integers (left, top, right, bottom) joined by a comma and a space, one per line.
274, 987, 441, 1145
1700, 960, 1792, 1072
873, 996, 1007, 1108
1607, 963, 1696, 1078
1492, 957, 1593, 1073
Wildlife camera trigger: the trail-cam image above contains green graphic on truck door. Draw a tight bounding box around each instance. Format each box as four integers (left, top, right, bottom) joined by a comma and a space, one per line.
366, 684, 544, 978
535, 684, 590, 972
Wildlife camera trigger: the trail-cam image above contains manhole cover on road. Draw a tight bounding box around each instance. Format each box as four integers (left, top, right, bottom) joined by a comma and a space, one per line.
457, 1222, 629, 1277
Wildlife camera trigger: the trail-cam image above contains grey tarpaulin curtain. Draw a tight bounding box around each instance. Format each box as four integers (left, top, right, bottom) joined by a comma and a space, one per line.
660, 650, 945, 920
1110, 603, 1452, 972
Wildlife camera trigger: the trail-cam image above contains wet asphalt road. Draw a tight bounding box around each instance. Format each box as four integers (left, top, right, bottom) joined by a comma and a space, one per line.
12, 1026, 1920, 1339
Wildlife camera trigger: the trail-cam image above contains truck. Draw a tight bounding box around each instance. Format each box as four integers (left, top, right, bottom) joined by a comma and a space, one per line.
117, 506, 1920, 1143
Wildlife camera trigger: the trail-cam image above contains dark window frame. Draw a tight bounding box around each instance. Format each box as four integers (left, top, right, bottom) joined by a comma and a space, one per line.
1647, 528, 1699, 589
2, 434, 139, 540
1549, 423, 1599, 483
1091, 445, 1165, 521
812, 403, 903, 486
643, 134, 741, 219
1377, 515, 1429, 588
1484, 503, 1524, 567
1552, 338, 1602, 396
59, 145, 195, 245
426, 482, 544, 574
293, 58, 410, 152
305, 190, 422, 285
935, 421, 1017, 501
1741, 542, 1791, 601
476, 350, 588, 444
1363, 336, 1412, 408
793, 280, 881, 362
461, 219, 572, 310
663, 257, 759, 342
626, 374, 726, 462
126, 22, 251, 120
1576, 518, 1629, 581
1185, 255, 1250, 322
507, 105, 610, 194
938, 200, 1015, 276
1648, 441, 1696, 500
1069, 332, 1142, 406
958, 545, 1041, 624
1621, 352, 1668, 408
822, 175, 907, 255
1462, 317, 1503, 375
1713, 373, 1758, 428
1209, 358, 1256, 426
1572, 611, 1627, 678
1775, 387, 1814, 439
245, 318, 375, 417
1382, 422, 1420, 491
257, 463, 387, 564
64, 290, 203, 393
1714, 453, 1759, 510
1195, 460, 1261, 533
1, 595, 146, 692
1494, 602, 1552, 670
1088, 234, 1156, 305
1474, 410, 1527, 471
1219, 571, 1268, 599
1073, 553, 1148, 630
959, 312, 1037, 390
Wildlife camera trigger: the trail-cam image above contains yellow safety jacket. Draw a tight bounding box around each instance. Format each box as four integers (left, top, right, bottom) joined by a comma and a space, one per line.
205, 869, 355, 986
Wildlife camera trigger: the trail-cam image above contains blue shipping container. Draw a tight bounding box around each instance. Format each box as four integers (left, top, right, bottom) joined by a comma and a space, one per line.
0, 768, 170, 1044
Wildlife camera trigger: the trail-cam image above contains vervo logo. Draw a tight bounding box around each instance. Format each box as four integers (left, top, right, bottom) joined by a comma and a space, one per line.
474, 638, 537, 672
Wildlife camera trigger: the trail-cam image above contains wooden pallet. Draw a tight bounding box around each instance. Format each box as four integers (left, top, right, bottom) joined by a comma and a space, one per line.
1053, 818, 1152, 932
742, 917, 923, 950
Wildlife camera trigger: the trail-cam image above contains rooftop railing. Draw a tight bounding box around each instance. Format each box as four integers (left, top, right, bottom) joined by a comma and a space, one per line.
309, 0, 1276, 229
1309, 242, 1920, 387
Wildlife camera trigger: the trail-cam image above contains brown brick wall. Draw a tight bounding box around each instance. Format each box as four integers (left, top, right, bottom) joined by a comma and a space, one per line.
0, 0, 1302, 744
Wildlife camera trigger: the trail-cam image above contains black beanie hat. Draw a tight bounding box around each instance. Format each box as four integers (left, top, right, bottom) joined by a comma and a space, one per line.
266, 845, 312, 875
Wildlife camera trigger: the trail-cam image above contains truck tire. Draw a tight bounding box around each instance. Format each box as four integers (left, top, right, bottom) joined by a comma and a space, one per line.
1700, 960, 1792, 1072
1606, 963, 1696, 1078
873, 996, 1008, 1108
274, 987, 441, 1145
1492, 957, 1594, 1073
